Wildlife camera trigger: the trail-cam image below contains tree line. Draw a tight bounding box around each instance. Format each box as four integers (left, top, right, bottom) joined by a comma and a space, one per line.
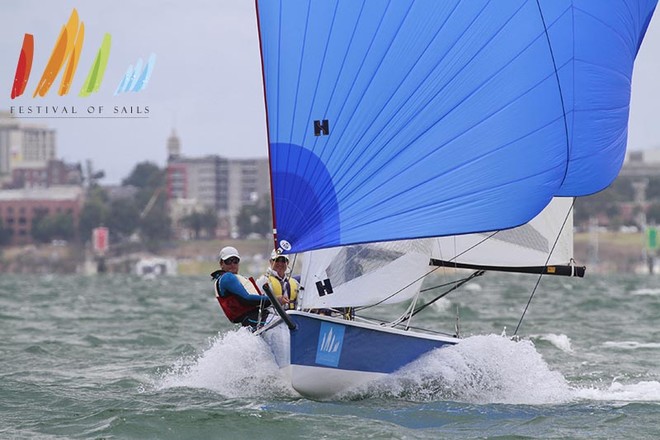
574, 175, 660, 229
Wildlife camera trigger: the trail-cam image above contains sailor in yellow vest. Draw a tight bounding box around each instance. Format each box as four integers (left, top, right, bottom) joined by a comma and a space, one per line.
256, 250, 299, 310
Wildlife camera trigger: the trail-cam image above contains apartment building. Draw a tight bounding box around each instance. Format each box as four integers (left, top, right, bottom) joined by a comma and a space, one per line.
164, 131, 268, 234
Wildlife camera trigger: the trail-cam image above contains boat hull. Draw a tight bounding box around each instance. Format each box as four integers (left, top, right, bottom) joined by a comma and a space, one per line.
258, 311, 458, 399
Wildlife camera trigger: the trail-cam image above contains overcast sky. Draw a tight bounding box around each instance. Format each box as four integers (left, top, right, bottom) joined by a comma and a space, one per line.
1, 1, 659, 184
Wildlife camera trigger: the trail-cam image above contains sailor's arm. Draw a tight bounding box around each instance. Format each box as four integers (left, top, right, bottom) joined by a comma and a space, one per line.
220, 274, 271, 305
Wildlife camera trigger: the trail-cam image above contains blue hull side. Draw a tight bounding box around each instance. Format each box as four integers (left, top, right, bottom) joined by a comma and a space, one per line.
259, 312, 459, 397
287, 312, 457, 374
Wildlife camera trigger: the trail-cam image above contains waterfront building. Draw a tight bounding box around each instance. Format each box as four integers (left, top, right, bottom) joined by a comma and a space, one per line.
0, 186, 84, 245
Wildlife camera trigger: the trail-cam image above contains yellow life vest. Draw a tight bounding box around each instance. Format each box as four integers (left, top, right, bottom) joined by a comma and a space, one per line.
268, 275, 298, 310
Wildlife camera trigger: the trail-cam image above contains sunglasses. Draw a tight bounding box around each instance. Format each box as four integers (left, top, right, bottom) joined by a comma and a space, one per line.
223, 257, 240, 265
273, 257, 288, 263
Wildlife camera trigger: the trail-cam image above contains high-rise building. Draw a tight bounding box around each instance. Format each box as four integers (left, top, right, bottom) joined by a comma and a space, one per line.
227, 158, 270, 222
167, 155, 230, 215
164, 132, 268, 235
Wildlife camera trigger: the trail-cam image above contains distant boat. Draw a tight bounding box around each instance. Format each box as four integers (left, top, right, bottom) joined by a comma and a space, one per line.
250, 0, 658, 399
136, 257, 177, 278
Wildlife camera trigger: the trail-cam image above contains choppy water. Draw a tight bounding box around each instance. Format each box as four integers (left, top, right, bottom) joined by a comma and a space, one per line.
1, 273, 659, 439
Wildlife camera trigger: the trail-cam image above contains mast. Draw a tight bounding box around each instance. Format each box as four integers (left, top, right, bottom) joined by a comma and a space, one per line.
254, 0, 278, 252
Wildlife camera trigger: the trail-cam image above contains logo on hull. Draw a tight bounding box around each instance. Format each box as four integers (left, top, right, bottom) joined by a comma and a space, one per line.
315, 322, 345, 367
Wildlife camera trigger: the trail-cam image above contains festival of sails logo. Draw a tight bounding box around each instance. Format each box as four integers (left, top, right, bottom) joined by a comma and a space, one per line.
315, 322, 345, 368
9, 8, 155, 115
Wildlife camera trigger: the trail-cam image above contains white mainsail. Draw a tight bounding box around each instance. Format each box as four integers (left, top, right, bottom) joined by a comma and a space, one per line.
299, 198, 574, 310
432, 197, 574, 268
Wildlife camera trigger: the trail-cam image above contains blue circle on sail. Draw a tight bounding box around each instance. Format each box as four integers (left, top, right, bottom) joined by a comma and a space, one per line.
271, 143, 340, 251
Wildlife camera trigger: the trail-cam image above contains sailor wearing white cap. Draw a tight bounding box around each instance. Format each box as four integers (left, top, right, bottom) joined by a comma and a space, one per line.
256, 250, 298, 310
211, 246, 273, 329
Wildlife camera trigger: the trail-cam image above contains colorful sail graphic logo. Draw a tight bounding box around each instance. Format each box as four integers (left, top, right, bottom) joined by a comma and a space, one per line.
114, 54, 156, 96
10, 8, 155, 99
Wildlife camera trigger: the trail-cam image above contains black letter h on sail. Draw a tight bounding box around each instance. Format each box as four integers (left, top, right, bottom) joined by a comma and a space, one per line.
316, 278, 333, 296
314, 119, 329, 136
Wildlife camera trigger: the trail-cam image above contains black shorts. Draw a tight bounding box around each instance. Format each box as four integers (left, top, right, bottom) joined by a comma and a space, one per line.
239, 308, 270, 328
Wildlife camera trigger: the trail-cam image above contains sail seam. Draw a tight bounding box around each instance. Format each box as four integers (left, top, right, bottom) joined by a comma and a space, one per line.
278, 1, 402, 244
534, 0, 571, 187
297, 0, 412, 237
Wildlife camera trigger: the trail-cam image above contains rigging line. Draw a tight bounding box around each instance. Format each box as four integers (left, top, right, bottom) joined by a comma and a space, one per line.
534, 0, 571, 186
419, 277, 479, 293
356, 231, 498, 313
514, 197, 575, 336
353, 265, 441, 312
388, 272, 482, 328
444, 230, 500, 263
404, 284, 422, 330
357, 312, 456, 336
409, 270, 485, 320
386, 298, 416, 327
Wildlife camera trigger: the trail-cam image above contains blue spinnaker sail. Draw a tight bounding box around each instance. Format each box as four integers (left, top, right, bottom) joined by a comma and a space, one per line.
539, 0, 657, 196
256, 0, 657, 253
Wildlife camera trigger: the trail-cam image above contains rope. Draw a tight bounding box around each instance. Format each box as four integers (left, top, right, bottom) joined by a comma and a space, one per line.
513, 198, 575, 335
355, 232, 498, 313
513, 1, 572, 335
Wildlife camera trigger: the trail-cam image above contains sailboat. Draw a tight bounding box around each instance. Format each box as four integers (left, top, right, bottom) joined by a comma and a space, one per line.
251, 0, 658, 399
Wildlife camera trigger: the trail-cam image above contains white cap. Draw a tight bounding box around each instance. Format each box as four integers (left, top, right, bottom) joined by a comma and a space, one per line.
270, 249, 289, 261
219, 246, 240, 262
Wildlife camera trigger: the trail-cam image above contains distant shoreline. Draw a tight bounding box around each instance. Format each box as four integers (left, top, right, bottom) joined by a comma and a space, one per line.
0, 233, 653, 275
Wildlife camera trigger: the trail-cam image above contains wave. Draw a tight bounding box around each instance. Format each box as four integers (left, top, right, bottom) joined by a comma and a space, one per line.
530, 333, 574, 353
574, 380, 660, 402
630, 288, 660, 296
603, 341, 660, 349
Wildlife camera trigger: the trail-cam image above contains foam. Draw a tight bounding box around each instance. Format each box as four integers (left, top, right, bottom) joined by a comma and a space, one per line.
573, 380, 660, 402
154, 327, 295, 398
531, 333, 574, 353
347, 334, 573, 404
